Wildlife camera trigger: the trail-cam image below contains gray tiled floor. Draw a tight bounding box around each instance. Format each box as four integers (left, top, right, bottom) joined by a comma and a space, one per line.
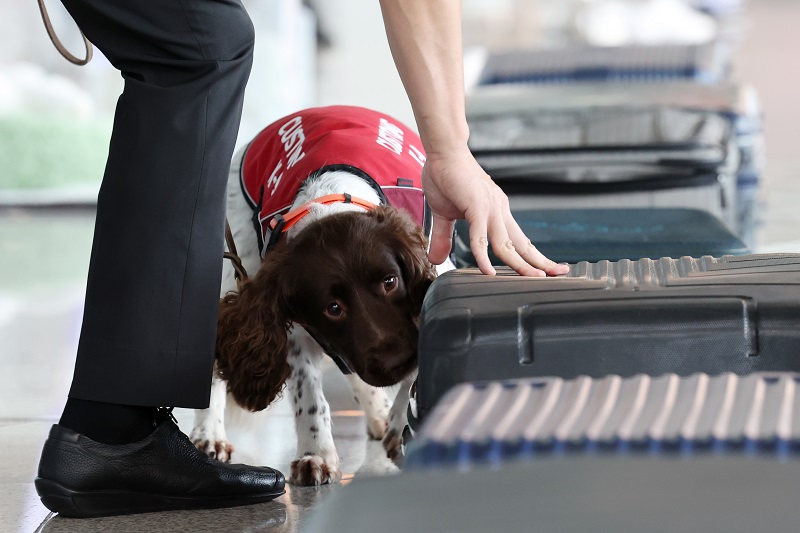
4, 1, 800, 532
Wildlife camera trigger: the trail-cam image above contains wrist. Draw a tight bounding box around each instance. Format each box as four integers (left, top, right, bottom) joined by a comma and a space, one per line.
416, 114, 471, 158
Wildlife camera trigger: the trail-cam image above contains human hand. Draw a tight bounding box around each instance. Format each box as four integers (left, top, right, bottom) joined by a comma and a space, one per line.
422, 147, 571, 277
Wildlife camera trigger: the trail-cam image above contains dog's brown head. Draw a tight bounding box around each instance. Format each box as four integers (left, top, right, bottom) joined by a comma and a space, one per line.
215, 205, 436, 411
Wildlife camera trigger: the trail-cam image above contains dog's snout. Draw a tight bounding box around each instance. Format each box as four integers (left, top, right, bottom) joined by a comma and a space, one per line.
366, 335, 416, 371
368, 336, 405, 357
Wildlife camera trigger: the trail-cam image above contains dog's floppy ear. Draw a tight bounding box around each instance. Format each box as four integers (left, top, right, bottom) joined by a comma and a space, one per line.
215, 253, 294, 412
369, 205, 437, 312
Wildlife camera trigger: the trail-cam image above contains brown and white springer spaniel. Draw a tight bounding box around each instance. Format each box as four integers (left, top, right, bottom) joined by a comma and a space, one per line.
189, 106, 453, 486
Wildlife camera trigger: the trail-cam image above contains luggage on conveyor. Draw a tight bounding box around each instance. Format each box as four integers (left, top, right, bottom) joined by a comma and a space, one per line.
466, 82, 764, 246
415, 254, 800, 424
304, 454, 800, 533
477, 43, 728, 86
406, 372, 800, 470
452, 207, 749, 266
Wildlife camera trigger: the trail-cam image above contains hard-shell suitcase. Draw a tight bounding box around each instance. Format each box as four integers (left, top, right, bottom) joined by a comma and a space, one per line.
304, 455, 800, 533
406, 372, 800, 470
416, 254, 800, 424
452, 207, 749, 266
466, 82, 764, 245
477, 43, 727, 86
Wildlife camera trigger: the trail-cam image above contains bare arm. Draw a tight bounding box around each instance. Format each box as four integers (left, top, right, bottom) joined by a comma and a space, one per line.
379, 0, 568, 276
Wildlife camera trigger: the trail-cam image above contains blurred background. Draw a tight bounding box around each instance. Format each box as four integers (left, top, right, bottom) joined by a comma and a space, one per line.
2, 0, 800, 443
2, 0, 800, 446
2, 0, 800, 528
2, 0, 798, 234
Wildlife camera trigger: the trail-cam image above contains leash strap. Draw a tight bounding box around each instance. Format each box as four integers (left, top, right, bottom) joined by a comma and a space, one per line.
37, 0, 93, 66
223, 219, 249, 287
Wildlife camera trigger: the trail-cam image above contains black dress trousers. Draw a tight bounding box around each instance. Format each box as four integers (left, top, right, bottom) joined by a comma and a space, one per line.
60, 0, 255, 408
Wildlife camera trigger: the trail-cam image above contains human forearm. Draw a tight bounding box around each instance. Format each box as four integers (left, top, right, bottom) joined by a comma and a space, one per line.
378, 0, 470, 155
379, 0, 570, 277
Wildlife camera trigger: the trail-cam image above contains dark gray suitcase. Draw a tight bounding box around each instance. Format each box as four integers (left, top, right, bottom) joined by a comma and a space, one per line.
416, 254, 800, 424
406, 372, 800, 470
304, 456, 800, 533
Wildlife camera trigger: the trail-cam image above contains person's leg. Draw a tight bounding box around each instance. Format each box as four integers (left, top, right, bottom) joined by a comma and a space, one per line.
36, 0, 285, 517
55, 0, 254, 446
65, 0, 251, 411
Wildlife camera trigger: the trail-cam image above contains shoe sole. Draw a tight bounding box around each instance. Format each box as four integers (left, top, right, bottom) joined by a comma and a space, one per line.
35, 477, 286, 518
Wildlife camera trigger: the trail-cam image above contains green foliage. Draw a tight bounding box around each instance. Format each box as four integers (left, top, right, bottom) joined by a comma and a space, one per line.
0, 114, 111, 190
0, 211, 95, 295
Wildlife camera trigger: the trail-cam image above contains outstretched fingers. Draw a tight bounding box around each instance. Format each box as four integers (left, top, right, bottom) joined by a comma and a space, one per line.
466, 212, 496, 276
427, 214, 456, 266
502, 210, 570, 277
419, 150, 569, 277
485, 205, 544, 277
468, 193, 569, 277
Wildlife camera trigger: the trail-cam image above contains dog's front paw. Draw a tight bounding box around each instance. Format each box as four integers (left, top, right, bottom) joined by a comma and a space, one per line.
190, 427, 235, 463
382, 427, 404, 466
290, 455, 342, 486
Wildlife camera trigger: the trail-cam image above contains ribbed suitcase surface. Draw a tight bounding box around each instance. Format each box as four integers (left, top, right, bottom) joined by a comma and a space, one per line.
417, 254, 800, 423
478, 44, 724, 85
406, 372, 800, 469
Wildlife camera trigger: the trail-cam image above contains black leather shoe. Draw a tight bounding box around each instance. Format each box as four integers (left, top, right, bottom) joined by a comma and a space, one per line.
35, 410, 285, 518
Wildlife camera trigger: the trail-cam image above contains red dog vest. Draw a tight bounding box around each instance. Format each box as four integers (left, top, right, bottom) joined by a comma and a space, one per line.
240, 106, 427, 253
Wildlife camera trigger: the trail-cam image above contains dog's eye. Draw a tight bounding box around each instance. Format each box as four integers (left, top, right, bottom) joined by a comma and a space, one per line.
324, 301, 344, 319
383, 275, 397, 291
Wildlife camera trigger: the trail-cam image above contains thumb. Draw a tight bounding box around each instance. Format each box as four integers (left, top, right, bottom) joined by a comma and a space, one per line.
427, 213, 456, 265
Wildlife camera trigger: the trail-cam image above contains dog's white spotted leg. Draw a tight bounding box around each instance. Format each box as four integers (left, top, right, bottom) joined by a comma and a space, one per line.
383, 369, 417, 466
190, 371, 234, 463
287, 328, 342, 486
345, 374, 390, 440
